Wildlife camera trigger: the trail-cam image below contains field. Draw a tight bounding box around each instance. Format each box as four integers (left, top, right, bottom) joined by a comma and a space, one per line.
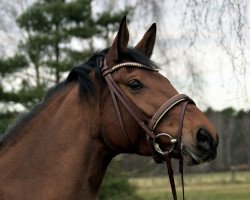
129, 171, 250, 200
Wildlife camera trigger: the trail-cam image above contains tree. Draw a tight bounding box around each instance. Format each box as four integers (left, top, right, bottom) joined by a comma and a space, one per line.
0, 54, 28, 133
17, 0, 97, 84
0, 0, 129, 133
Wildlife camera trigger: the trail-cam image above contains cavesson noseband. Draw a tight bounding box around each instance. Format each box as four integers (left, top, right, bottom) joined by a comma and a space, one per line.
99, 58, 195, 200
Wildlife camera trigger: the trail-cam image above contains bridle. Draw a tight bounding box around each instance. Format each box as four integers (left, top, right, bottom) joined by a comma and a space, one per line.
99, 58, 195, 200
100, 58, 195, 200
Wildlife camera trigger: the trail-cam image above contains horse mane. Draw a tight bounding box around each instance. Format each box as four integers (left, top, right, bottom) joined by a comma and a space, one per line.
0, 48, 158, 148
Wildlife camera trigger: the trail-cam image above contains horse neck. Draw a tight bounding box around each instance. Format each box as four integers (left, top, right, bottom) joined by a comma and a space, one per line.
0, 83, 112, 200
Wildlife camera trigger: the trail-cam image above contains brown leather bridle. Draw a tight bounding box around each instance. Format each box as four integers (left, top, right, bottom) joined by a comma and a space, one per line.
99, 57, 195, 200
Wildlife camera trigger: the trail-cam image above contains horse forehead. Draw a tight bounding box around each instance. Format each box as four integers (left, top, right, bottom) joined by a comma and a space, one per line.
116, 67, 168, 82
147, 72, 176, 91
114, 68, 176, 95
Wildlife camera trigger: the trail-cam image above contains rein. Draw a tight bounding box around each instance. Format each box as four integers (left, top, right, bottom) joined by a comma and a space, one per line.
99, 58, 195, 200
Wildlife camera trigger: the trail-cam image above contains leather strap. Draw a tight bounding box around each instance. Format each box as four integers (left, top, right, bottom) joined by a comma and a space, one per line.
101, 60, 156, 140
177, 101, 191, 155
109, 84, 135, 151
166, 100, 190, 200
179, 158, 185, 200
149, 94, 193, 131
99, 57, 195, 200
166, 157, 177, 200
102, 60, 151, 123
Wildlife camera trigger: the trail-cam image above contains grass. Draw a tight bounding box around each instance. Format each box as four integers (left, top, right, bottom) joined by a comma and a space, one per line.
129, 171, 250, 200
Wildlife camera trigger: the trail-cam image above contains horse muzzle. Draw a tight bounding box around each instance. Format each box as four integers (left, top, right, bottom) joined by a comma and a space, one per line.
182, 128, 219, 165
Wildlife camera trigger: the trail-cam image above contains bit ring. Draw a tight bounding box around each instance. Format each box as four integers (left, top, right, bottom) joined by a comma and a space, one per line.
153, 133, 177, 155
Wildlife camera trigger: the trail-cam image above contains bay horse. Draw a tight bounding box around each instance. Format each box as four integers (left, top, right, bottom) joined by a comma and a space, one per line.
0, 17, 218, 200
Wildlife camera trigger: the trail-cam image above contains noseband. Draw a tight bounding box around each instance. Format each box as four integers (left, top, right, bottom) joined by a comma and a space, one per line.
99, 58, 195, 200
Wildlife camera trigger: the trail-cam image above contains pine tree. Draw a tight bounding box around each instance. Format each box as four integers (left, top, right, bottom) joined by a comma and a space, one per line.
0, 0, 129, 133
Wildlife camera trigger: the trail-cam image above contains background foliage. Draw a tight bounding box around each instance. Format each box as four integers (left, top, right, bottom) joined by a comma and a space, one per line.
0, 0, 129, 133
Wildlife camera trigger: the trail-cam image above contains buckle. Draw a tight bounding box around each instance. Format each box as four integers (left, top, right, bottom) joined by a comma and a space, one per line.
153, 133, 177, 155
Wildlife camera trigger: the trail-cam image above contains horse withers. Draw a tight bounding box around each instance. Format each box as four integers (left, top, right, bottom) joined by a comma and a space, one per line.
0, 16, 218, 200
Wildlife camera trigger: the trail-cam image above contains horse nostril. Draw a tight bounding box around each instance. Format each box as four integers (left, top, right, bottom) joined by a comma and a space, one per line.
196, 128, 212, 151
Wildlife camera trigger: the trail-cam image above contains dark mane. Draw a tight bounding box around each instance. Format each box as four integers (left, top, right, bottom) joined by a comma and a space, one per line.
0, 48, 158, 147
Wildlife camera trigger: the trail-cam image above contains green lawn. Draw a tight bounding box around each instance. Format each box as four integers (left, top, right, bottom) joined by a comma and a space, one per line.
129, 171, 250, 200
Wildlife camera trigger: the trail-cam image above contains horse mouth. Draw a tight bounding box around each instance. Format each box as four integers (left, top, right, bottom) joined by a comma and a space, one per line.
181, 145, 217, 166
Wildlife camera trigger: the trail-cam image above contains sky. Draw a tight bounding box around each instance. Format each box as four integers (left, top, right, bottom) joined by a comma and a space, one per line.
126, 0, 250, 111
91, 0, 250, 111
0, 0, 249, 111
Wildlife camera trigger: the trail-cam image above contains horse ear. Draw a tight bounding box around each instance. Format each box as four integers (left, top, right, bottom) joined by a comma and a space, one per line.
135, 23, 156, 58
105, 16, 129, 66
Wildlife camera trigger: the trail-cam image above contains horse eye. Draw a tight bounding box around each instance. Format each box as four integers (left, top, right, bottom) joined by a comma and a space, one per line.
128, 80, 144, 90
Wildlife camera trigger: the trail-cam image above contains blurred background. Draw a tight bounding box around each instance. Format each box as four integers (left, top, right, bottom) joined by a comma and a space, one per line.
0, 0, 249, 199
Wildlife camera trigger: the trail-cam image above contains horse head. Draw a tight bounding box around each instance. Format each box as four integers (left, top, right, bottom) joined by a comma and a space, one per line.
101, 16, 219, 166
